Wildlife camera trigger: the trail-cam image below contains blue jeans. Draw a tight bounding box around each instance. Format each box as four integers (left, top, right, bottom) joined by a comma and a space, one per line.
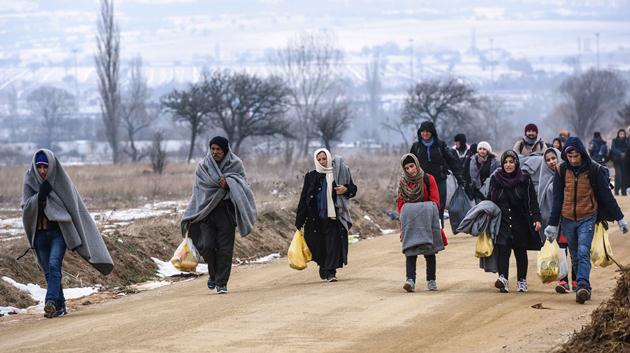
561, 214, 596, 290
34, 228, 67, 308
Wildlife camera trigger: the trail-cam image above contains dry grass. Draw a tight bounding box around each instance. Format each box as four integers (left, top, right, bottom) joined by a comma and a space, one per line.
0, 153, 402, 213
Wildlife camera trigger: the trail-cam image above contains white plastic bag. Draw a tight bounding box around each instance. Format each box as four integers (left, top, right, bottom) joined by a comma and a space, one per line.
170, 233, 201, 272
557, 248, 568, 280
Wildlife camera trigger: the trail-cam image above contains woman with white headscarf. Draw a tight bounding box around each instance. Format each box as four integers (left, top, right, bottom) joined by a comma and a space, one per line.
295, 148, 357, 282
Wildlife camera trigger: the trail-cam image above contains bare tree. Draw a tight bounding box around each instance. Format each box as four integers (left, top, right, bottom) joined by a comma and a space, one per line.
121, 56, 154, 161
313, 100, 353, 151
401, 78, 479, 131
26, 86, 77, 148
202, 70, 292, 154
95, 0, 122, 163
161, 83, 209, 163
274, 30, 343, 156
557, 68, 627, 139
616, 103, 630, 128
150, 130, 167, 174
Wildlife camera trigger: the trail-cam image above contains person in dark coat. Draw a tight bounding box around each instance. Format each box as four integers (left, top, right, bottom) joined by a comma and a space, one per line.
545, 137, 628, 304
410, 121, 463, 223
295, 148, 357, 282
489, 150, 542, 293
452, 133, 470, 166
610, 129, 628, 195
588, 131, 608, 165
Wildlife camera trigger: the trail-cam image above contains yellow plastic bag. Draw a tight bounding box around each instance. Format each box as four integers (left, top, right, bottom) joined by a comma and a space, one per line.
170, 233, 200, 272
591, 223, 613, 267
475, 232, 493, 258
537, 239, 560, 284
288, 230, 312, 270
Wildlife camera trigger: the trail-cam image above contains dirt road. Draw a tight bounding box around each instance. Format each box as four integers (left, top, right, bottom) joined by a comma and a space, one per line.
1, 224, 628, 353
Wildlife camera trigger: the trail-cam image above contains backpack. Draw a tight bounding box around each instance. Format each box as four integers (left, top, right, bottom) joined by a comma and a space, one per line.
559, 162, 614, 221
517, 139, 545, 154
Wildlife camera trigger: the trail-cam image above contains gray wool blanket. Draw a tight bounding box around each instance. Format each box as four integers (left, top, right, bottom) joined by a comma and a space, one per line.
21, 149, 114, 275
181, 149, 257, 237
538, 148, 561, 234
455, 200, 502, 273
400, 201, 444, 256
333, 156, 353, 231
456, 200, 502, 238
520, 153, 543, 190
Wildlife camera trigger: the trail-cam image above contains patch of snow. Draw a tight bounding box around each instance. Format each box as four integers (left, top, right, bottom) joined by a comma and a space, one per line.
0, 306, 27, 315
151, 257, 208, 277
249, 253, 281, 264
131, 280, 171, 291
381, 229, 397, 235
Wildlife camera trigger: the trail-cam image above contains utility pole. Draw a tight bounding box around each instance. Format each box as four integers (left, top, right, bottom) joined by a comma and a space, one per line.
595, 32, 600, 70
72, 48, 79, 99
489, 37, 495, 82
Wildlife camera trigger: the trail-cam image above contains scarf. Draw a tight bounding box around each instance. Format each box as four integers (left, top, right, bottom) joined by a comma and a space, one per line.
314, 148, 336, 219
493, 150, 528, 189
476, 154, 488, 164
398, 153, 425, 203
421, 138, 434, 162
523, 135, 541, 146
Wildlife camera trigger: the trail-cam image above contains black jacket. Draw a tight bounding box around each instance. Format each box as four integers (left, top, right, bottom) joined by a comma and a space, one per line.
489, 172, 542, 250
410, 140, 462, 183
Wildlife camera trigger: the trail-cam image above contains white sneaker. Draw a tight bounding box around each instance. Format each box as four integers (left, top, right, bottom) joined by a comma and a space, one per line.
517, 280, 528, 293
495, 275, 509, 293
403, 279, 415, 292
426, 280, 438, 291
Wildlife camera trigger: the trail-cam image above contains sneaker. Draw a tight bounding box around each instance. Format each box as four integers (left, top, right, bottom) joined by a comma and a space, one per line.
572, 281, 578, 292
216, 286, 229, 294
576, 287, 591, 304
403, 279, 415, 292
53, 305, 68, 317
517, 280, 528, 293
207, 277, 216, 290
555, 281, 570, 294
427, 280, 438, 291
327, 275, 338, 283
494, 275, 509, 293
44, 302, 57, 319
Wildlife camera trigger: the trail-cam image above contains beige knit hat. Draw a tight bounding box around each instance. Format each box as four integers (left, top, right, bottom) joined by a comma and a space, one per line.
477, 141, 492, 154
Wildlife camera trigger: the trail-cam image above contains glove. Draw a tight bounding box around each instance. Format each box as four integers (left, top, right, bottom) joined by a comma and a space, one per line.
618, 219, 628, 234
38, 180, 52, 201
544, 225, 558, 242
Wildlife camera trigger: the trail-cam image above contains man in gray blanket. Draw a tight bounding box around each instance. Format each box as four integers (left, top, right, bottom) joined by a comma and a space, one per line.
181, 136, 257, 294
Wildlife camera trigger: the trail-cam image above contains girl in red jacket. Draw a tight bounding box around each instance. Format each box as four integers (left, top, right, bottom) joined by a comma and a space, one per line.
397, 153, 445, 292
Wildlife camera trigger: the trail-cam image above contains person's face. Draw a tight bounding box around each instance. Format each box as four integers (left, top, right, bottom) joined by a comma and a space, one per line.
619, 131, 626, 139
545, 152, 558, 170
503, 156, 516, 173
210, 144, 225, 162
552, 140, 561, 149
404, 162, 418, 177
525, 130, 538, 139
455, 141, 464, 149
478, 148, 488, 158
317, 152, 327, 167
420, 131, 432, 140
566, 150, 582, 166
36, 165, 48, 179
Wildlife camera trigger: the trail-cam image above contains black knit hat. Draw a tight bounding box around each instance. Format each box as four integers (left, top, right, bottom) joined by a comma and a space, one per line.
454, 133, 467, 144
209, 136, 229, 154
524, 123, 538, 134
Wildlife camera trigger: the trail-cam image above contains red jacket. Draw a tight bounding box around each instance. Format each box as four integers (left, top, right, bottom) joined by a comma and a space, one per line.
397, 174, 440, 213
397, 173, 447, 246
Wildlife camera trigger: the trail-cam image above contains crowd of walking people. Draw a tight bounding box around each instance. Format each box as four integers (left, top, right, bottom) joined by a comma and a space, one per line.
19, 120, 630, 319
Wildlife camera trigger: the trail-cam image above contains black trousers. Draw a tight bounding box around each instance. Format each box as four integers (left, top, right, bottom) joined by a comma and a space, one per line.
316, 218, 347, 279
497, 242, 528, 281
199, 201, 236, 287
436, 178, 447, 224
406, 254, 436, 281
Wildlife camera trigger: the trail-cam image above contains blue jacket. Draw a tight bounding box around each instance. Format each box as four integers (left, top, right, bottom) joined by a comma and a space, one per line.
549, 137, 624, 226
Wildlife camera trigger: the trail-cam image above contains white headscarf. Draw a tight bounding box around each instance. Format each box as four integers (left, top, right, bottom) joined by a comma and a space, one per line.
314, 148, 336, 219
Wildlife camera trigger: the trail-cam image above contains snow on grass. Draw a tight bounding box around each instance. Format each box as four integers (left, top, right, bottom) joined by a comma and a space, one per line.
151, 257, 208, 277
131, 280, 171, 291
2, 276, 98, 303
381, 229, 397, 235
249, 253, 281, 264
